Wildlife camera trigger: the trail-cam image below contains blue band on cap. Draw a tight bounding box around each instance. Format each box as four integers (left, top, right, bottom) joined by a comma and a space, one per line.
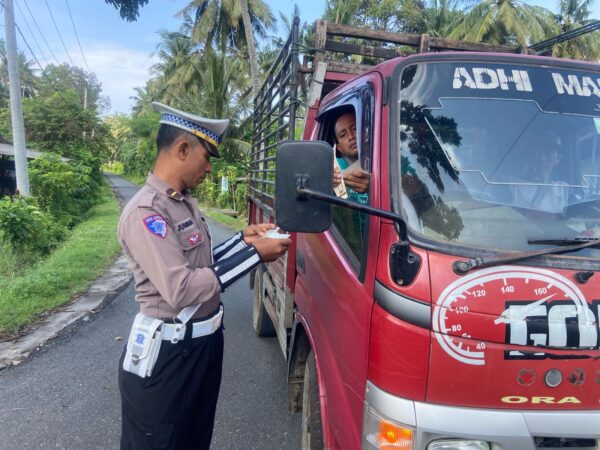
160, 113, 221, 146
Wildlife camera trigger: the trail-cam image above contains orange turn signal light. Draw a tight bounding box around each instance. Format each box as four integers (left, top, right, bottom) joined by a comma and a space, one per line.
377, 420, 413, 449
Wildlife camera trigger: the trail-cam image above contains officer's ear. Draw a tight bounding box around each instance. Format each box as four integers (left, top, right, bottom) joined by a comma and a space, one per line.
172, 136, 193, 161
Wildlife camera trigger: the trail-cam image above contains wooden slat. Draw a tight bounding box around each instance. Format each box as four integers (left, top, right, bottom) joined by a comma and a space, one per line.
325, 39, 401, 59
428, 36, 522, 53
324, 60, 372, 75
314, 19, 327, 50
419, 33, 430, 53
324, 20, 521, 54
326, 21, 421, 46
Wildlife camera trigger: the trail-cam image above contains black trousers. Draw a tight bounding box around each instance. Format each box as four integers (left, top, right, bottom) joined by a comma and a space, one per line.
119, 325, 224, 450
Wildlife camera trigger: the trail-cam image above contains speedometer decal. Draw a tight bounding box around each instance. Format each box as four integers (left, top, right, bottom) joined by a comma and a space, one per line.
432, 266, 597, 365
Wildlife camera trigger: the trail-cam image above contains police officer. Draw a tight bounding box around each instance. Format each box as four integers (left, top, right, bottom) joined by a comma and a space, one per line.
117, 102, 291, 450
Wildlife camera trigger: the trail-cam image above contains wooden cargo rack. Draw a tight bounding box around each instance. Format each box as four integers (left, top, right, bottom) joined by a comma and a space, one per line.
249, 19, 523, 217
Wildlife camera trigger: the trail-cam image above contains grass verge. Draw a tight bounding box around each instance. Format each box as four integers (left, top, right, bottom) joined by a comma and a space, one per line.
202, 209, 246, 230
0, 183, 121, 339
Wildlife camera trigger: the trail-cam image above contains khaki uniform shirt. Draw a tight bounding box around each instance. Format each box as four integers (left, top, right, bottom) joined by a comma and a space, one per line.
118, 173, 221, 320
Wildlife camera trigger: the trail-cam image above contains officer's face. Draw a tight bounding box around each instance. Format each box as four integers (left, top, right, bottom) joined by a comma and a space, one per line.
184, 138, 212, 190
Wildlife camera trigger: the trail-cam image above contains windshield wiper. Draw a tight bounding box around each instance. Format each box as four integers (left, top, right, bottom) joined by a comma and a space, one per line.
528, 238, 600, 246
453, 239, 600, 275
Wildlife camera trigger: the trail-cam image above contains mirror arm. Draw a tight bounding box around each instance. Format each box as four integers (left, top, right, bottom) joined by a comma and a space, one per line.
296, 186, 408, 241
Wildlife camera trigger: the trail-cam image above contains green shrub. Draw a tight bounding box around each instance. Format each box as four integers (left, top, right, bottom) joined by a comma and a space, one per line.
103, 161, 124, 174
29, 154, 101, 227
0, 196, 66, 255
233, 182, 248, 218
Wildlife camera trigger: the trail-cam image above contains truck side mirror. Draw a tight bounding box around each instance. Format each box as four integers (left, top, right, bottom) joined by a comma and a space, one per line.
275, 141, 333, 232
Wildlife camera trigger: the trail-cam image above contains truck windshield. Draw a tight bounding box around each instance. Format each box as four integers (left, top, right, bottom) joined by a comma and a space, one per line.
396, 61, 600, 257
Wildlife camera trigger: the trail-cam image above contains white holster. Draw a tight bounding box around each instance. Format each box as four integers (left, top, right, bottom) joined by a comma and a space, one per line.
122, 303, 203, 379
123, 313, 164, 378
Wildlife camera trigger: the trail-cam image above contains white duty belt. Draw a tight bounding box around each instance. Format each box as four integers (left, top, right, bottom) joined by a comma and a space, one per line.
160, 305, 223, 344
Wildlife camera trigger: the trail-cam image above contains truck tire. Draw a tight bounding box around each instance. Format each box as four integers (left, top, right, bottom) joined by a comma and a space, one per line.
301, 351, 324, 450
252, 268, 276, 337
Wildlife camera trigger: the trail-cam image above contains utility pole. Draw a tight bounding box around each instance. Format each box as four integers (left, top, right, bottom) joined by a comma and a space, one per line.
4, 0, 29, 195
83, 83, 87, 139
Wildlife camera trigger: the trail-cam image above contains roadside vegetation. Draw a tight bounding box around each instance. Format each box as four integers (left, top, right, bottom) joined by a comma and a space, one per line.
0, 58, 117, 338
0, 184, 120, 338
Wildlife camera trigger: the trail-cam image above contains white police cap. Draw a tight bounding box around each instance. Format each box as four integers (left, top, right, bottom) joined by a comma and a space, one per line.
152, 102, 229, 158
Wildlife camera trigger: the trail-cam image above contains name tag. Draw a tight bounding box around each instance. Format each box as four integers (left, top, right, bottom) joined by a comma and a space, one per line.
175, 218, 194, 232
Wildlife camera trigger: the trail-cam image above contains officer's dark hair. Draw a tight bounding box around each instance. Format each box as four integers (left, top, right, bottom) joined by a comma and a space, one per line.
156, 124, 191, 154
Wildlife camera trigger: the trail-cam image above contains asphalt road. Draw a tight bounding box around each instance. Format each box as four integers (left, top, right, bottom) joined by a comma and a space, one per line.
0, 173, 301, 449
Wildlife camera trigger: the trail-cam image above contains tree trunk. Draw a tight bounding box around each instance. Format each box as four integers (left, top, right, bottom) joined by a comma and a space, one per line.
240, 0, 260, 101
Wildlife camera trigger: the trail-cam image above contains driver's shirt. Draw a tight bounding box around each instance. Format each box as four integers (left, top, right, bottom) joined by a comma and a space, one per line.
117, 172, 221, 320
511, 181, 568, 214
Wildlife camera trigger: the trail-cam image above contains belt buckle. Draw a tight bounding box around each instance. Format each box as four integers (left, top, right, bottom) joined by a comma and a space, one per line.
171, 324, 184, 344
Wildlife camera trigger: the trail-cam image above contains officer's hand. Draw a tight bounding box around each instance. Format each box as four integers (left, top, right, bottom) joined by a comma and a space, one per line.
243, 223, 276, 244
252, 236, 292, 262
333, 166, 342, 187
343, 167, 370, 193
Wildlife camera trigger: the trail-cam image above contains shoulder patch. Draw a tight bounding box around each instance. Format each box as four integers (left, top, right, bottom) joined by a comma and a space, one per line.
143, 214, 168, 238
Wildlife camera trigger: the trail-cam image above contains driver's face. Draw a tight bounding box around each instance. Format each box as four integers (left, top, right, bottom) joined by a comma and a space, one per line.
334, 112, 358, 157
541, 144, 563, 169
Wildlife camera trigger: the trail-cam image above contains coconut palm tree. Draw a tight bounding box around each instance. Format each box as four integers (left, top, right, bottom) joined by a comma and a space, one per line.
0, 39, 38, 99
177, 49, 251, 162
422, 0, 465, 37
240, 0, 259, 99
151, 29, 203, 103
449, 0, 557, 47
324, 0, 361, 25
178, 0, 275, 53
178, 0, 275, 103
552, 0, 600, 61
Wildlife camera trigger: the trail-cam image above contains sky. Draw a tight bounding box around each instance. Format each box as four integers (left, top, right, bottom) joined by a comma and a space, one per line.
2, 0, 599, 116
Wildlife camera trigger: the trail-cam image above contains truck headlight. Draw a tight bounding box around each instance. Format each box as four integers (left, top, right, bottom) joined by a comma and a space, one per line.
363, 405, 414, 449
427, 440, 489, 450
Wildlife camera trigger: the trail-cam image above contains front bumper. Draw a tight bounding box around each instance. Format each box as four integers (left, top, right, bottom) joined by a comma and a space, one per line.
365, 381, 600, 450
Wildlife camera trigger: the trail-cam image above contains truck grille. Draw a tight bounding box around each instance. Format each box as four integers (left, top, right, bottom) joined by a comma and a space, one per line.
535, 437, 598, 449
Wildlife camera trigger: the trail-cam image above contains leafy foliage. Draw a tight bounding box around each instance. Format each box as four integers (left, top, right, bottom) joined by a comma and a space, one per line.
178, 0, 276, 53
449, 0, 557, 47
0, 196, 65, 255
104, 0, 149, 21
29, 154, 101, 227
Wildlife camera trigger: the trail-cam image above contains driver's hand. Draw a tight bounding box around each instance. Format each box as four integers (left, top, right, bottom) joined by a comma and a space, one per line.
343, 167, 370, 193
333, 167, 342, 187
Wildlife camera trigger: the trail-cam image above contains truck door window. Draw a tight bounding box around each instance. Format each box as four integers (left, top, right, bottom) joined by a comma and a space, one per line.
319, 90, 374, 273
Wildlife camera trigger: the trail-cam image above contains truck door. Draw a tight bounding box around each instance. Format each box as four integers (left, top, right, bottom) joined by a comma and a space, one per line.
295, 80, 379, 448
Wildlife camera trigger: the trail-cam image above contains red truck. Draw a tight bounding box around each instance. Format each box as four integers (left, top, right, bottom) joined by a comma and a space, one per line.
248, 19, 600, 450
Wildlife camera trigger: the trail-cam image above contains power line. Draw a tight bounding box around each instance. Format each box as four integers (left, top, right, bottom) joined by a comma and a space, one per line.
15, 21, 89, 129
14, 20, 81, 107
14, 0, 48, 63
64, 0, 89, 73
20, 0, 59, 65
44, 0, 75, 67
529, 20, 600, 53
